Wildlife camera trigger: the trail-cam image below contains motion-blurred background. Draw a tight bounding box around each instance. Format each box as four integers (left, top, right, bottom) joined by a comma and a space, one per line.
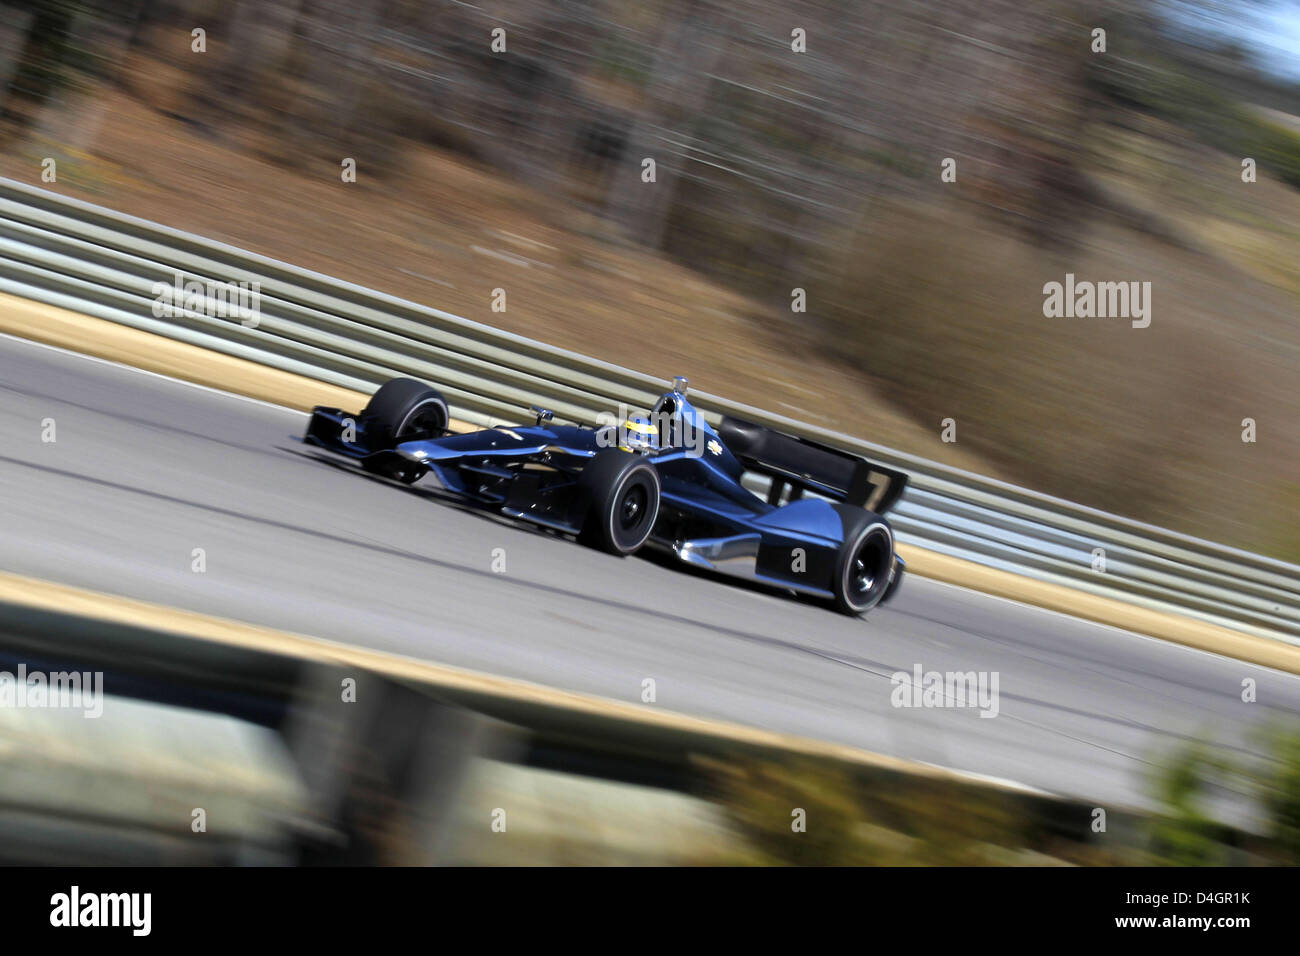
0, 1, 1298, 868
1, 0, 1297, 557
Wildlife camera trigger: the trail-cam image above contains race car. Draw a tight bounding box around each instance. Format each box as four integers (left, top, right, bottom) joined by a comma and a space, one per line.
303, 375, 908, 614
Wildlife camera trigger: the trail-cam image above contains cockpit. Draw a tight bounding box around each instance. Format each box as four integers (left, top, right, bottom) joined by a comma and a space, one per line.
651, 376, 701, 451
593, 376, 716, 460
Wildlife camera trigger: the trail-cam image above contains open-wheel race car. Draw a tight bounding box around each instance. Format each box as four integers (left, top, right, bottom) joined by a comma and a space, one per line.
304, 375, 907, 614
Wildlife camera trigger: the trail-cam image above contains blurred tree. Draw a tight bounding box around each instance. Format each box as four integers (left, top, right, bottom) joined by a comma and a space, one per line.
1, 0, 84, 130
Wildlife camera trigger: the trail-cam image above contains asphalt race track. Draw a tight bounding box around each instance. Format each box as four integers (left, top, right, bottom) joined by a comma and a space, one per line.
2, 332, 1297, 822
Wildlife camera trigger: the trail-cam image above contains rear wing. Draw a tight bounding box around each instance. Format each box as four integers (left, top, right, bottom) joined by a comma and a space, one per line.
717, 417, 909, 514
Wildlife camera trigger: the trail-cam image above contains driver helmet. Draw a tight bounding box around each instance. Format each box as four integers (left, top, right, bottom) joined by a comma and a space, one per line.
619, 414, 659, 454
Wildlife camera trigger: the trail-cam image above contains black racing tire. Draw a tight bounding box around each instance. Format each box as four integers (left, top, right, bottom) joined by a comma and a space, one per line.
831, 508, 896, 615
363, 377, 449, 440
577, 450, 661, 555
360, 378, 448, 483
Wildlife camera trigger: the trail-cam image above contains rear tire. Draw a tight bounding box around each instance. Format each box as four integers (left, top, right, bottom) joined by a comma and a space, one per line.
360, 378, 448, 484
577, 450, 661, 555
831, 508, 895, 615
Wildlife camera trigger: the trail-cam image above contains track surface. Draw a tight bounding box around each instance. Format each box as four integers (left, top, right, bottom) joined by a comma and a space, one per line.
2, 333, 1297, 823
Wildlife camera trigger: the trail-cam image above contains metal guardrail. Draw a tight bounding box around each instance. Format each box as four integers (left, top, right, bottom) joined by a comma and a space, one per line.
1, 177, 1297, 643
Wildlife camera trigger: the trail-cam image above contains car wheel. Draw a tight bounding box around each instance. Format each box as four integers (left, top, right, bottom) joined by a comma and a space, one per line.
364, 377, 449, 440
831, 509, 895, 615
360, 378, 448, 483
578, 450, 661, 555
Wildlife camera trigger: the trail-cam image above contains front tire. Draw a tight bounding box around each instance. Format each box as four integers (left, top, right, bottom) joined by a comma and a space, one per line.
363, 377, 449, 441
360, 377, 448, 483
577, 450, 661, 555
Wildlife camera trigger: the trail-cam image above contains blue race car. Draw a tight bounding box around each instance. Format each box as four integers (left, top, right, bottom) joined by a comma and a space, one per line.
303, 376, 907, 614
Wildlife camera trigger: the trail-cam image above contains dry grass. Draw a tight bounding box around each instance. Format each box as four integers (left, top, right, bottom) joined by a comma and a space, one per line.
820, 178, 1300, 555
